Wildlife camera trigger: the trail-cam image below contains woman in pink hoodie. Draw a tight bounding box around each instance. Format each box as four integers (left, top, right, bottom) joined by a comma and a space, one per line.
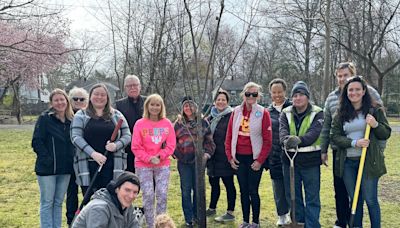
131, 94, 176, 228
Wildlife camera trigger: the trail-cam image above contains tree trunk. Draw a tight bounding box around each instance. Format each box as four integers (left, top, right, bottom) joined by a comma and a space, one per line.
0, 85, 9, 104
195, 116, 206, 228
11, 82, 22, 124
323, 0, 331, 102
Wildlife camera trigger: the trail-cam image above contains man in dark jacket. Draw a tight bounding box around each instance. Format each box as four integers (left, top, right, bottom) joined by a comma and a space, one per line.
72, 171, 142, 228
279, 81, 324, 228
115, 75, 146, 173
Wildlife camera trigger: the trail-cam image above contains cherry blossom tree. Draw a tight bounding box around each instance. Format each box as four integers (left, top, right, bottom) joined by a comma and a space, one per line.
0, 20, 68, 123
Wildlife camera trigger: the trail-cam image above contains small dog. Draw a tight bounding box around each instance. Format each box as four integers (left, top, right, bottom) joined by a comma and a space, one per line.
132, 206, 145, 226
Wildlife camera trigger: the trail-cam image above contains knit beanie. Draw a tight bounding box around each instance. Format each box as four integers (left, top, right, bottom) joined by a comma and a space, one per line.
291, 81, 310, 98
181, 96, 198, 111
108, 171, 141, 192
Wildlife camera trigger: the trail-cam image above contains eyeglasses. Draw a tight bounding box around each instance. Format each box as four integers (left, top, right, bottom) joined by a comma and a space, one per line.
244, 92, 258, 97
125, 84, 140, 88
72, 97, 86, 102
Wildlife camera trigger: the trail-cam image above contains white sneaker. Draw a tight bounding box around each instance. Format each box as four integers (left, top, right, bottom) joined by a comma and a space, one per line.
333, 226, 342, 228
276, 213, 291, 226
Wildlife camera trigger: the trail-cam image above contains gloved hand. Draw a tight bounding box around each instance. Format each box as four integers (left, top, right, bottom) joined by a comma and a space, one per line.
284, 136, 301, 149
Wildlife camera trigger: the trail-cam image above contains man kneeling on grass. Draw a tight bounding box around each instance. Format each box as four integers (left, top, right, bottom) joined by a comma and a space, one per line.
72, 171, 142, 228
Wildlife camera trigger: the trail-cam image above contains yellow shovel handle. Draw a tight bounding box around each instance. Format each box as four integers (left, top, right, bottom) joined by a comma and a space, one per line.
351, 124, 371, 214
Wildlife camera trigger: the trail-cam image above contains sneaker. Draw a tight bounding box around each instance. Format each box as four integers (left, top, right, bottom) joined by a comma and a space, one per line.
333, 226, 343, 228
276, 213, 291, 226
250, 223, 260, 228
239, 222, 250, 228
185, 222, 194, 228
215, 212, 235, 222
206, 208, 216, 216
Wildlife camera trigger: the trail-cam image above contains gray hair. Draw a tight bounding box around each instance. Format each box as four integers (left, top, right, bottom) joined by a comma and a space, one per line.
240, 82, 263, 97
124, 74, 141, 85
68, 87, 89, 100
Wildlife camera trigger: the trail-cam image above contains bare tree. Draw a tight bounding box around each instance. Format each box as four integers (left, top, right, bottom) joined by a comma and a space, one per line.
331, 0, 400, 94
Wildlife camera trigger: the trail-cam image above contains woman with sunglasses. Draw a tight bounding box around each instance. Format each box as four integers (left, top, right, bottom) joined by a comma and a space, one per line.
69, 87, 89, 113
65, 87, 89, 226
225, 82, 272, 228
331, 76, 391, 228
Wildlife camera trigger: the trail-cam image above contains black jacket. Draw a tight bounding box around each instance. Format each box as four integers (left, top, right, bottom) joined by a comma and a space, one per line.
32, 110, 74, 175
115, 95, 146, 155
279, 104, 324, 168
206, 112, 235, 177
263, 99, 291, 179
115, 95, 146, 131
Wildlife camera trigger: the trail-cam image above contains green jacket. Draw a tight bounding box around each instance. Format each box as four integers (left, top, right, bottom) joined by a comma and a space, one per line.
331, 107, 391, 178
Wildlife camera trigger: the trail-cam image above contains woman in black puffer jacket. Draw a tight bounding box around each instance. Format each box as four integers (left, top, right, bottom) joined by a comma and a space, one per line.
206, 89, 237, 223
263, 78, 292, 226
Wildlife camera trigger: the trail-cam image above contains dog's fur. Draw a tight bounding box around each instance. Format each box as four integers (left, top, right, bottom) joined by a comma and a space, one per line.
132, 206, 145, 226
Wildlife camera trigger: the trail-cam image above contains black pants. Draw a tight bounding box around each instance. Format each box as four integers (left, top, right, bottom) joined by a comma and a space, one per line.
333, 150, 350, 227
125, 146, 135, 173
81, 159, 114, 204
236, 154, 263, 224
208, 175, 236, 212
66, 172, 78, 225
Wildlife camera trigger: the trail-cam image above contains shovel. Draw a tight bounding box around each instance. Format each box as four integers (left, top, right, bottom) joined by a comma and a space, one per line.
349, 120, 372, 228
283, 146, 304, 228
74, 118, 124, 216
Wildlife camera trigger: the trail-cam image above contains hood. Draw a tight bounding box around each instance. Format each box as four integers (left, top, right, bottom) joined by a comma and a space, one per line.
92, 188, 114, 204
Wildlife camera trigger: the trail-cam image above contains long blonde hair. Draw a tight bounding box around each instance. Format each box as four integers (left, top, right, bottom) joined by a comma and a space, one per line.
49, 88, 74, 121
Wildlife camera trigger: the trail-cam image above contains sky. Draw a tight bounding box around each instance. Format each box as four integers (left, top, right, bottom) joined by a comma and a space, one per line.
47, 0, 108, 35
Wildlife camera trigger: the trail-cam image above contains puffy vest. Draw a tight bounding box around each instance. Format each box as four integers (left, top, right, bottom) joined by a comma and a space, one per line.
283, 105, 322, 153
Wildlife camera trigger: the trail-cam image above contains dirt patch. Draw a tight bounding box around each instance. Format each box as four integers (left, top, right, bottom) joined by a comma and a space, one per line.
379, 178, 400, 203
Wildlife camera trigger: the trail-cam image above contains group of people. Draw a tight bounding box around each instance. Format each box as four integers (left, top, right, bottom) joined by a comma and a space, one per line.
31, 62, 391, 228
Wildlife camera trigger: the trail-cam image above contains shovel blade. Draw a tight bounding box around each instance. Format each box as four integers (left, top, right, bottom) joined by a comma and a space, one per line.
282, 223, 304, 228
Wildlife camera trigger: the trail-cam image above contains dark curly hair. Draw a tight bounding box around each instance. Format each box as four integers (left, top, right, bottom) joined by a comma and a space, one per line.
337, 76, 378, 122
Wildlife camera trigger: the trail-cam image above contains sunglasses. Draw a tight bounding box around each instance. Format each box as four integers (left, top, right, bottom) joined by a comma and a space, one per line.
346, 75, 363, 82
72, 97, 86, 102
244, 92, 258, 97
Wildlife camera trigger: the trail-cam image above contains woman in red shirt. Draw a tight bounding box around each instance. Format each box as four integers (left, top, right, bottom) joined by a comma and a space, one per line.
225, 82, 272, 228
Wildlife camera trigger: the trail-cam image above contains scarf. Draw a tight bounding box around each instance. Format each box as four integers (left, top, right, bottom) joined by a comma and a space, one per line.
210, 106, 233, 134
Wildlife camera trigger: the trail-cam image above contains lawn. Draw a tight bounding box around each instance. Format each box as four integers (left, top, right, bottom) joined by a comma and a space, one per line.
0, 129, 399, 228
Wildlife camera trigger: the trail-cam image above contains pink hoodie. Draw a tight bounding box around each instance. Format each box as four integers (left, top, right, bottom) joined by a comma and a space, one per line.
131, 118, 176, 168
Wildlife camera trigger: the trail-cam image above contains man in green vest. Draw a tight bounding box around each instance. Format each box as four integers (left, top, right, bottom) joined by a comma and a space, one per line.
279, 81, 324, 228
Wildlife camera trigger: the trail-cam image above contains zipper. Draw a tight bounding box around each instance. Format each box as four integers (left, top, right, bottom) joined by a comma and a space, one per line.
52, 137, 56, 174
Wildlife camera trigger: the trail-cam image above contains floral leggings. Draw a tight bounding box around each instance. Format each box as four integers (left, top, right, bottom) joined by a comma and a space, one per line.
136, 166, 170, 228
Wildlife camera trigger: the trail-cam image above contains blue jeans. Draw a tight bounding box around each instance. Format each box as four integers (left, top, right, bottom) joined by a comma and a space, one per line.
283, 164, 321, 228
343, 159, 380, 228
271, 177, 289, 216
37, 174, 70, 228
178, 162, 197, 224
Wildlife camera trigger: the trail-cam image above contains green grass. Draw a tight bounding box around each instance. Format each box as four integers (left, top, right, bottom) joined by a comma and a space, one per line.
22, 115, 38, 124
0, 129, 399, 227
